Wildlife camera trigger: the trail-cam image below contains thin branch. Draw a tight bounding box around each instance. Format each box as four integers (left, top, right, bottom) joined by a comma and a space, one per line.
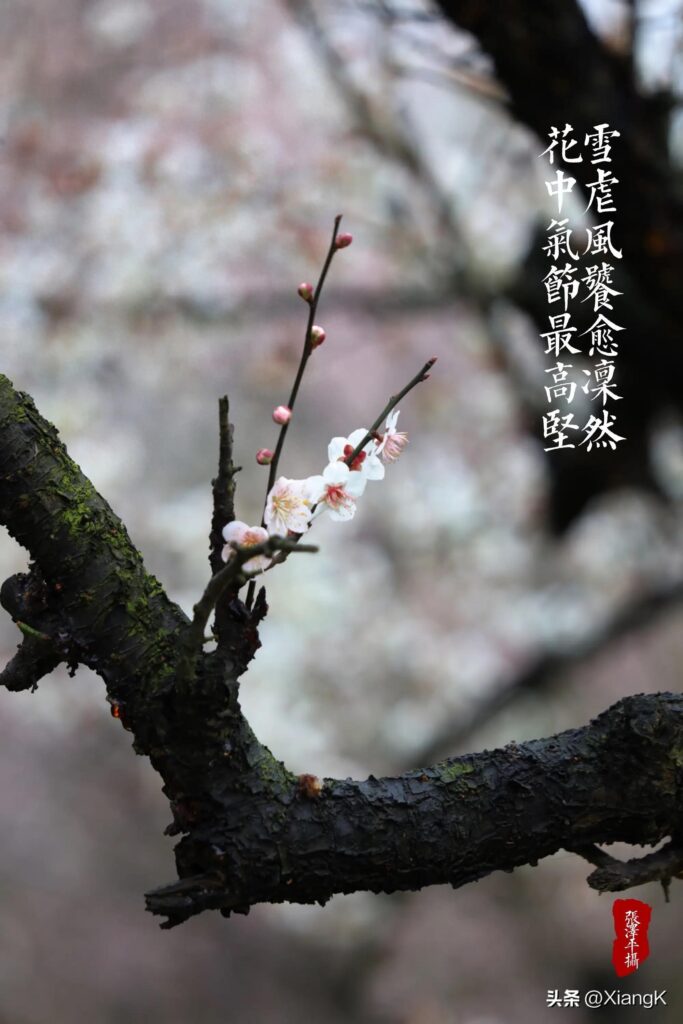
344, 356, 436, 466
210, 396, 240, 576
0, 634, 62, 692
182, 536, 319, 676
396, 62, 508, 102
246, 215, 345, 610
582, 841, 683, 897
285, 0, 476, 286
209, 395, 246, 633
264, 354, 437, 568
567, 843, 617, 870
262, 214, 344, 504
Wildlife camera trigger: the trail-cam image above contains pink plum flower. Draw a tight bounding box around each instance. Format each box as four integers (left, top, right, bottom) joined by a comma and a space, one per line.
264, 477, 317, 535
221, 522, 271, 573
308, 462, 367, 522
328, 429, 384, 481
374, 410, 408, 463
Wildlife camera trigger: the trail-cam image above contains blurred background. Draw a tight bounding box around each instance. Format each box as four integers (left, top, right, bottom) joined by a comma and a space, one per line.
1, 0, 683, 1021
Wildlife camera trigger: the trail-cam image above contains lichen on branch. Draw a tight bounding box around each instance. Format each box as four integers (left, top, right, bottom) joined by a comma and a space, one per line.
2, 371, 683, 929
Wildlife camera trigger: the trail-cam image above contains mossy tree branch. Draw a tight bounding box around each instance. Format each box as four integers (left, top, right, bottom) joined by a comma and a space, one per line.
1, 373, 682, 928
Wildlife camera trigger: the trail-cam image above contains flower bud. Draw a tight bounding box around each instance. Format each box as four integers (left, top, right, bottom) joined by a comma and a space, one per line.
272, 405, 292, 425
297, 281, 314, 302
256, 448, 274, 465
334, 232, 353, 249
310, 324, 326, 348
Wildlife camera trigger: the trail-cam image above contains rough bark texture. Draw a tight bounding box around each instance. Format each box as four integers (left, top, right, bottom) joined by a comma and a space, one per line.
1, 372, 682, 927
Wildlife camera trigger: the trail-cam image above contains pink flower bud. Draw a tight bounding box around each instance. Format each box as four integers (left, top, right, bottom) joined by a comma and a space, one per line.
256, 448, 274, 465
334, 232, 353, 249
310, 325, 326, 349
297, 282, 314, 302
272, 405, 292, 425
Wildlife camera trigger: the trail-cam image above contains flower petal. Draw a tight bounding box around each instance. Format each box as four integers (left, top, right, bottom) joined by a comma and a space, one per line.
243, 553, 271, 573
304, 475, 325, 502
243, 526, 269, 546
328, 503, 356, 522
345, 473, 367, 497
347, 428, 370, 448
222, 520, 248, 543
327, 437, 347, 462
322, 461, 350, 485
363, 458, 385, 481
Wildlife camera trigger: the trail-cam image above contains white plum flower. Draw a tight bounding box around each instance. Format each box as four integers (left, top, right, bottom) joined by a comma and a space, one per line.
221, 522, 271, 573
375, 409, 408, 463
328, 428, 384, 481
264, 476, 317, 536
308, 462, 367, 522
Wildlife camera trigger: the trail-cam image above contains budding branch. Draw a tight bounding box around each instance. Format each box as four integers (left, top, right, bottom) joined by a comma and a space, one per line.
1, 372, 682, 928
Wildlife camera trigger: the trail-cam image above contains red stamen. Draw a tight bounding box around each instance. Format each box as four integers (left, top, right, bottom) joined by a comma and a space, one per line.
326, 485, 345, 507
342, 444, 367, 471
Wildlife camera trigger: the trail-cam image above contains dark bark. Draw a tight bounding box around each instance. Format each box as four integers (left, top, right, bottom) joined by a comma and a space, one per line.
1, 372, 682, 928
435, 0, 683, 324
435, 0, 683, 528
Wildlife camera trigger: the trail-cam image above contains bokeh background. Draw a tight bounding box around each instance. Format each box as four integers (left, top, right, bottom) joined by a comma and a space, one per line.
1, 0, 683, 1021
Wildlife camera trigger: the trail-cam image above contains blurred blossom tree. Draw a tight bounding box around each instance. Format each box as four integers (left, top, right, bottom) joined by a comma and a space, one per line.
2, 211, 683, 929
4, 1, 683, 1019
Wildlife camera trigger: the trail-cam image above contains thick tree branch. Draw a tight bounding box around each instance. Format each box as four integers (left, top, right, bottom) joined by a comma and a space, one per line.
1, 373, 682, 929
144, 689, 683, 926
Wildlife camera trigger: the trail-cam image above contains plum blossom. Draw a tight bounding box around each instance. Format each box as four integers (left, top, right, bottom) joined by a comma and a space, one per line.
221, 522, 271, 573
264, 476, 317, 535
375, 410, 408, 463
328, 428, 384, 481
308, 462, 367, 522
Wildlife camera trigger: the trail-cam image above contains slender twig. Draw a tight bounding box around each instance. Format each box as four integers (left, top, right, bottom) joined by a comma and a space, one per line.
567, 844, 616, 870
344, 357, 436, 467
574, 840, 683, 898
264, 355, 437, 572
262, 214, 344, 506
182, 537, 318, 682
247, 216, 345, 610
210, 397, 240, 577
210, 396, 244, 625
